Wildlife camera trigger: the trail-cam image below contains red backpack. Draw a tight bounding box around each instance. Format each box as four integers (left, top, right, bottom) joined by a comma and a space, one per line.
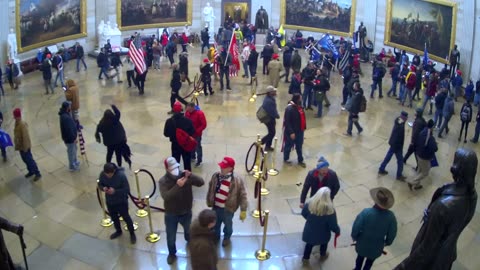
176, 128, 197, 152
406, 72, 416, 89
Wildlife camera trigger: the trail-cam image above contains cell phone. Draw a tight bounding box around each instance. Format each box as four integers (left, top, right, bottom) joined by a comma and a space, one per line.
62, 86, 67, 91
180, 171, 186, 178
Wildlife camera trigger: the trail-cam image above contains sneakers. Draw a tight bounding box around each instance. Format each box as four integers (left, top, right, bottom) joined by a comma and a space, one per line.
320, 252, 329, 261
25, 172, 34, 178
378, 170, 388, 176
130, 233, 137, 244
110, 231, 122, 240
298, 162, 307, 168
284, 160, 292, 164
194, 162, 202, 167
222, 238, 231, 247
408, 183, 423, 191
358, 128, 363, 135
344, 132, 352, 137
33, 175, 42, 182
167, 254, 177, 265
265, 146, 274, 152
396, 175, 407, 182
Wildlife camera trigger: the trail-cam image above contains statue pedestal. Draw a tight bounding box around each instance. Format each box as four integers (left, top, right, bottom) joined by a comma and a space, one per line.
255, 33, 266, 46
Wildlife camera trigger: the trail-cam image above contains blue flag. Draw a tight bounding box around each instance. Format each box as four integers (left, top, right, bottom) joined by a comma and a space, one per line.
0, 129, 13, 148
319, 34, 340, 59
423, 43, 429, 69
311, 49, 321, 61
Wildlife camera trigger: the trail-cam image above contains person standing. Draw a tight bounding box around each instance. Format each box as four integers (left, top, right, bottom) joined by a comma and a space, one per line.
241, 42, 250, 78
345, 82, 364, 136
260, 86, 280, 151
168, 64, 188, 113
135, 69, 147, 95
124, 55, 136, 88
283, 46, 293, 83
433, 88, 447, 128
200, 58, 214, 95
159, 157, 204, 264
378, 111, 408, 181
268, 54, 282, 88
408, 120, 438, 190
289, 70, 302, 95
53, 51, 65, 88
200, 27, 210, 54
64, 79, 80, 120
152, 40, 162, 70
413, 66, 423, 101
95, 105, 132, 168
313, 69, 331, 118
0, 111, 7, 162
470, 107, 480, 143
40, 54, 54, 94
261, 43, 274, 75
110, 52, 123, 83
179, 52, 192, 85
397, 63, 408, 102
291, 49, 302, 73
283, 94, 306, 167
449, 44, 460, 78
166, 39, 176, 67
459, 99, 473, 143
247, 45, 259, 85
97, 48, 110, 80
13, 108, 41, 181
164, 102, 195, 171
58, 101, 79, 171
394, 148, 477, 270
98, 163, 136, 244
0, 215, 24, 270
217, 48, 232, 91
451, 69, 463, 101
185, 103, 207, 167
5, 60, 20, 90
402, 65, 416, 107
370, 61, 386, 99
300, 157, 340, 208
438, 94, 455, 138
351, 187, 397, 270
301, 187, 340, 262
189, 209, 218, 270
75, 42, 87, 72
206, 157, 248, 247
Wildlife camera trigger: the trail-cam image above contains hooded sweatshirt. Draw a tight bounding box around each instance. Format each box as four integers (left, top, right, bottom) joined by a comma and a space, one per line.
65, 79, 80, 111
59, 107, 77, 144
189, 220, 217, 270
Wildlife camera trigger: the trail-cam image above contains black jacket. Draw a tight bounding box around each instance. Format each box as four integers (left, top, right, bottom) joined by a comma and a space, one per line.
96, 52, 109, 68
247, 50, 259, 68
200, 64, 211, 82
75, 45, 84, 59
179, 54, 188, 74
300, 169, 340, 203
283, 48, 293, 68
261, 45, 274, 59
110, 54, 122, 68
415, 128, 438, 160
411, 116, 427, 145
98, 168, 130, 206
434, 91, 447, 110
41, 59, 52, 80
284, 103, 303, 135
59, 109, 77, 144
95, 105, 127, 146
350, 88, 364, 114
163, 113, 195, 143
170, 70, 182, 92
302, 66, 316, 86
201, 29, 209, 44
388, 117, 406, 151
291, 53, 302, 72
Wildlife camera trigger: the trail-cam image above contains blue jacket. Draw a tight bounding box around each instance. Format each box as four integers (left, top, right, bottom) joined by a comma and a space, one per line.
302, 206, 340, 245
59, 109, 77, 144
98, 168, 130, 206
351, 207, 397, 260
261, 95, 280, 122
442, 96, 454, 119
300, 169, 340, 203
451, 75, 463, 87
415, 128, 438, 160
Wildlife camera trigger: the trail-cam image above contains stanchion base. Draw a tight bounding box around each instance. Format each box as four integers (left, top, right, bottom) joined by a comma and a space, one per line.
124, 222, 139, 231
260, 188, 270, 196
146, 232, 161, 243
100, 218, 113, 227
136, 209, 149, 217
255, 249, 271, 261
267, 169, 279, 176
251, 210, 265, 218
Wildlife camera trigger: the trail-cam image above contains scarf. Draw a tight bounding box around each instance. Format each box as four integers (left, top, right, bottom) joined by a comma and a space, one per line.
297, 105, 306, 131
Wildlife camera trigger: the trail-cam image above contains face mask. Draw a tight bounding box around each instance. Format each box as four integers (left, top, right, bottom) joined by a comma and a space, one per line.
170, 168, 179, 176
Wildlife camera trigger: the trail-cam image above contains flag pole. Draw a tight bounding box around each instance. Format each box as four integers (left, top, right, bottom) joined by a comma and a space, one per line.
225, 32, 235, 67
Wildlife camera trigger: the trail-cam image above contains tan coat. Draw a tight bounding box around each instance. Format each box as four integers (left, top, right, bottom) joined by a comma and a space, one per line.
206, 172, 248, 213
14, 120, 31, 152
189, 220, 217, 270
65, 79, 80, 111
268, 60, 283, 88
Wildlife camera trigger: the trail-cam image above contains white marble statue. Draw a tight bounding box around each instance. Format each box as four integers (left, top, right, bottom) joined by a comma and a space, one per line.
7, 28, 18, 61
183, 24, 190, 36
112, 23, 122, 36
203, 2, 215, 43
97, 20, 125, 51
97, 20, 105, 36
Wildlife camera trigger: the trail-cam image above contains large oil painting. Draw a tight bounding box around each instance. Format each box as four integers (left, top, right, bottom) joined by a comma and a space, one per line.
118, 0, 193, 31
280, 0, 356, 37
16, 0, 86, 52
385, 0, 457, 63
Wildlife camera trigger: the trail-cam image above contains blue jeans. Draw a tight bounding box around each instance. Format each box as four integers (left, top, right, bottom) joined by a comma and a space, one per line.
165, 211, 192, 255
370, 80, 383, 97
98, 66, 109, 79
213, 207, 234, 240
433, 109, 443, 128
303, 243, 328, 259
303, 85, 313, 108
242, 61, 249, 77
398, 84, 406, 101
76, 58, 87, 71
342, 85, 350, 105
472, 121, 480, 142
379, 147, 403, 178
19, 149, 40, 176
438, 116, 451, 136
421, 95, 433, 113
387, 79, 398, 96
283, 131, 304, 163
54, 69, 65, 87
66, 143, 79, 170
355, 255, 375, 270
402, 88, 413, 106
191, 136, 203, 162
347, 113, 362, 134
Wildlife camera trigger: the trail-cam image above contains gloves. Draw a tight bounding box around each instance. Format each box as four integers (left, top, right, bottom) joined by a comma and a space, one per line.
239, 211, 247, 222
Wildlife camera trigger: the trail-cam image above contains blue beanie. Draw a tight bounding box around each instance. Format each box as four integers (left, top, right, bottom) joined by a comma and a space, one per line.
316, 156, 330, 170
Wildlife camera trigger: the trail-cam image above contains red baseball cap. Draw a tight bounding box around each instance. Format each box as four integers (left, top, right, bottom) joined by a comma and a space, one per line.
218, 156, 235, 169
173, 101, 183, 113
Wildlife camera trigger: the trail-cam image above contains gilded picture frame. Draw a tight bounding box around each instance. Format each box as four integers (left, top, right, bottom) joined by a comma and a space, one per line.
118, 0, 193, 31
280, 0, 357, 37
16, 0, 87, 53
385, 0, 457, 63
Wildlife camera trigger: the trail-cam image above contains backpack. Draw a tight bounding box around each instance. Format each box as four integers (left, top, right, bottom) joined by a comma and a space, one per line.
461, 105, 471, 122
406, 73, 416, 89
359, 95, 367, 112
175, 128, 197, 152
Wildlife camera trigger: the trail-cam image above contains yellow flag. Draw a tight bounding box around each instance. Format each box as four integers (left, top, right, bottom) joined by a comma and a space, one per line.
279, 24, 286, 47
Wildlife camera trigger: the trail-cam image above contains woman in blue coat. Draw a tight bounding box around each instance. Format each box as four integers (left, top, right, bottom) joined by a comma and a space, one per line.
301, 187, 340, 262
351, 187, 397, 270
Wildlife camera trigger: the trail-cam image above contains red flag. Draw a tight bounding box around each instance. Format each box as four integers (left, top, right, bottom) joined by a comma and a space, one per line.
128, 37, 147, 74
228, 34, 240, 72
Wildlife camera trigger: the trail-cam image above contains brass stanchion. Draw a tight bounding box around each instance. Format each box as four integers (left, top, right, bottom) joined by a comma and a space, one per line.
252, 135, 262, 177
123, 220, 139, 231
144, 195, 161, 243
261, 151, 270, 196
97, 180, 113, 227
255, 210, 271, 261
267, 137, 279, 176
134, 170, 148, 217
251, 171, 265, 218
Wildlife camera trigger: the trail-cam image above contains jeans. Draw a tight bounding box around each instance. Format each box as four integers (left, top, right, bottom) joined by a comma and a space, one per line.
170, 92, 188, 109
472, 121, 480, 142
191, 136, 203, 163
354, 255, 375, 270
433, 109, 443, 128
379, 147, 403, 178
455, 86, 461, 100
43, 79, 54, 93
213, 207, 234, 240
402, 88, 413, 106
165, 211, 192, 255
201, 43, 209, 54
20, 149, 40, 176
303, 243, 328, 259
107, 202, 134, 234
126, 70, 135, 87
413, 87, 421, 100
219, 67, 230, 89
387, 79, 398, 96
303, 85, 313, 108
347, 113, 362, 134
54, 69, 65, 87
421, 95, 433, 114
172, 142, 192, 171
342, 85, 350, 105
66, 143, 79, 170
167, 53, 174, 65
438, 116, 451, 136
398, 84, 406, 101
242, 61, 249, 77
153, 55, 161, 69
370, 79, 383, 97
76, 58, 87, 71
459, 121, 470, 141
283, 131, 304, 163
261, 120, 276, 148
316, 94, 324, 117
99, 66, 109, 79
1, 145, 5, 159
263, 57, 271, 75
403, 144, 418, 167
202, 79, 212, 94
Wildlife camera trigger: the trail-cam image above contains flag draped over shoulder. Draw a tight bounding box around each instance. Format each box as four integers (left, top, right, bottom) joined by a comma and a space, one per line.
129, 36, 146, 74
227, 34, 240, 77
278, 24, 286, 47
319, 34, 339, 59
423, 43, 429, 69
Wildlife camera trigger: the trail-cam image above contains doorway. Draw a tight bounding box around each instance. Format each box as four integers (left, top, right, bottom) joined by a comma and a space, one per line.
221, 1, 251, 26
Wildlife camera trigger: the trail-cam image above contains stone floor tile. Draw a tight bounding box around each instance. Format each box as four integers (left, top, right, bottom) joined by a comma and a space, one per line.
23, 214, 74, 249
27, 244, 70, 270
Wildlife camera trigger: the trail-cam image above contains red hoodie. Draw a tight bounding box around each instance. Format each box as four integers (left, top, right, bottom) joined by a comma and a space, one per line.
185, 109, 207, 138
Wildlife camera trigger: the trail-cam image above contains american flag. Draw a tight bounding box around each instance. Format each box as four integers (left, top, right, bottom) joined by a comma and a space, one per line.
227, 34, 240, 77
213, 42, 219, 74
129, 35, 147, 74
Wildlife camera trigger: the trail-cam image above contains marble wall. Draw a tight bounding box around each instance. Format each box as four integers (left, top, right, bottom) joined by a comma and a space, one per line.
1, 0, 477, 81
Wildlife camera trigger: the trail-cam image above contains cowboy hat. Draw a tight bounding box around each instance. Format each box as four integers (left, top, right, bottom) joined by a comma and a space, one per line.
369, 187, 394, 209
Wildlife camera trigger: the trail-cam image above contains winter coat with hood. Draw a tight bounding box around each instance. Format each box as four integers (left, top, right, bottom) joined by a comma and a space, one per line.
163, 113, 195, 143
97, 167, 130, 206
65, 79, 80, 111
0, 216, 22, 270
59, 107, 77, 144
95, 105, 127, 146
185, 108, 207, 138
388, 117, 406, 151
189, 220, 218, 270
442, 96, 455, 120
